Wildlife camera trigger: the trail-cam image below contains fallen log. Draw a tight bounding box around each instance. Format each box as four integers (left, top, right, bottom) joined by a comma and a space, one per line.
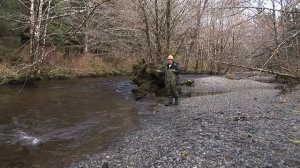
216, 61, 300, 81
131, 62, 195, 100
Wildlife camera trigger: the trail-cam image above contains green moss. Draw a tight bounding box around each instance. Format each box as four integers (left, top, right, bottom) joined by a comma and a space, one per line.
4, 75, 41, 85
179, 79, 195, 86
132, 81, 152, 94
290, 139, 300, 145
50, 73, 78, 80
292, 109, 300, 113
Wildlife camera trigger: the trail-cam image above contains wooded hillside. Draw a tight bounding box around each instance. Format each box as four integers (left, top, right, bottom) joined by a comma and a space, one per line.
0, 0, 299, 80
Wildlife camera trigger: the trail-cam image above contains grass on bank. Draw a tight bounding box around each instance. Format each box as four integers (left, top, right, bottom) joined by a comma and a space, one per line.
0, 52, 250, 85
47, 53, 135, 77
0, 53, 137, 84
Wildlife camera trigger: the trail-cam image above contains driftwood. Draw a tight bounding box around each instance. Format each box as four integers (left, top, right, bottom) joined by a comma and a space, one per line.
131, 62, 165, 100
131, 62, 195, 100
216, 61, 300, 81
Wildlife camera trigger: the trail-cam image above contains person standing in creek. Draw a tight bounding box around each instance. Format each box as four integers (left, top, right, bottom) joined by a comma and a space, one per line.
163, 55, 181, 106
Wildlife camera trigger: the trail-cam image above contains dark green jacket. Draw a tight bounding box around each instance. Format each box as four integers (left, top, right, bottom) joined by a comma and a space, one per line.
163, 62, 181, 84
166, 62, 181, 74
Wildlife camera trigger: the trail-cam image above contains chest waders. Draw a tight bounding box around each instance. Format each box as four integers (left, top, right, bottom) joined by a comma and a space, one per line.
165, 70, 179, 106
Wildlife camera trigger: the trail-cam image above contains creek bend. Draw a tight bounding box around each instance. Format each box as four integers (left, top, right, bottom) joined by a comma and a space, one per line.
0, 77, 139, 167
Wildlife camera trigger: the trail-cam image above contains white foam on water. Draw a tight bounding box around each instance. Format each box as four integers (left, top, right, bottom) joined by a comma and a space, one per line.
17, 130, 41, 145
22, 135, 40, 145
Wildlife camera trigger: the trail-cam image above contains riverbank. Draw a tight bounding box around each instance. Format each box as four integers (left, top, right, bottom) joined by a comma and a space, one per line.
70, 75, 300, 168
0, 54, 135, 85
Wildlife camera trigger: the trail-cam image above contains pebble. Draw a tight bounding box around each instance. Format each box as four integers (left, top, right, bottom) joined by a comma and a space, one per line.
70, 76, 300, 168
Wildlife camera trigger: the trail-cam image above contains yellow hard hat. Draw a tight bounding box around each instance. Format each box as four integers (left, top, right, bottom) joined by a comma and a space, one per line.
167, 55, 174, 60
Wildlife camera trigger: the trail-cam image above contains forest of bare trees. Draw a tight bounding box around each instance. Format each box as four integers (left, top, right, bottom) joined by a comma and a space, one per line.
0, 0, 299, 81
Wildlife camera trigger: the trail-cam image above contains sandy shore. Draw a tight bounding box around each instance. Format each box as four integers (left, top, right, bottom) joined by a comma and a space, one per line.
70, 76, 300, 168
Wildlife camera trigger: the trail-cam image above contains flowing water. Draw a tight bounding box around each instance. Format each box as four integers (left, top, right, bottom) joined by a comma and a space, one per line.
0, 78, 138, 168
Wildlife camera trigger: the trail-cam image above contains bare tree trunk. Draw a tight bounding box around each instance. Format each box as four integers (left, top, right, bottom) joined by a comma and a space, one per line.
186, 0, 208, 71
140, 0, 153, 61
83, 0, 93, 53
29, 0, 44, 62
29, 0, 35, 62
154, 0, 162, 62
271, 0, 280, 61
165, 0, 171, 55
41, 0, 52, 59
84, 37, 88, 53
35, 0, 44, 60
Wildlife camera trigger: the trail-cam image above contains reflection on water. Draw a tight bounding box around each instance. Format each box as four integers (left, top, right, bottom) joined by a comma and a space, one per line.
0, 78, 138, 168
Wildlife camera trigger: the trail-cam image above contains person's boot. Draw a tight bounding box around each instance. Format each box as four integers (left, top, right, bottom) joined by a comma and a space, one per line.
165, 97, 173, 106
174, 97, 179, 106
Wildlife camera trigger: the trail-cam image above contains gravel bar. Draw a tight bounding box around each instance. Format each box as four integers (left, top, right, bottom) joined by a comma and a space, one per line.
70, 76, 300, 168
